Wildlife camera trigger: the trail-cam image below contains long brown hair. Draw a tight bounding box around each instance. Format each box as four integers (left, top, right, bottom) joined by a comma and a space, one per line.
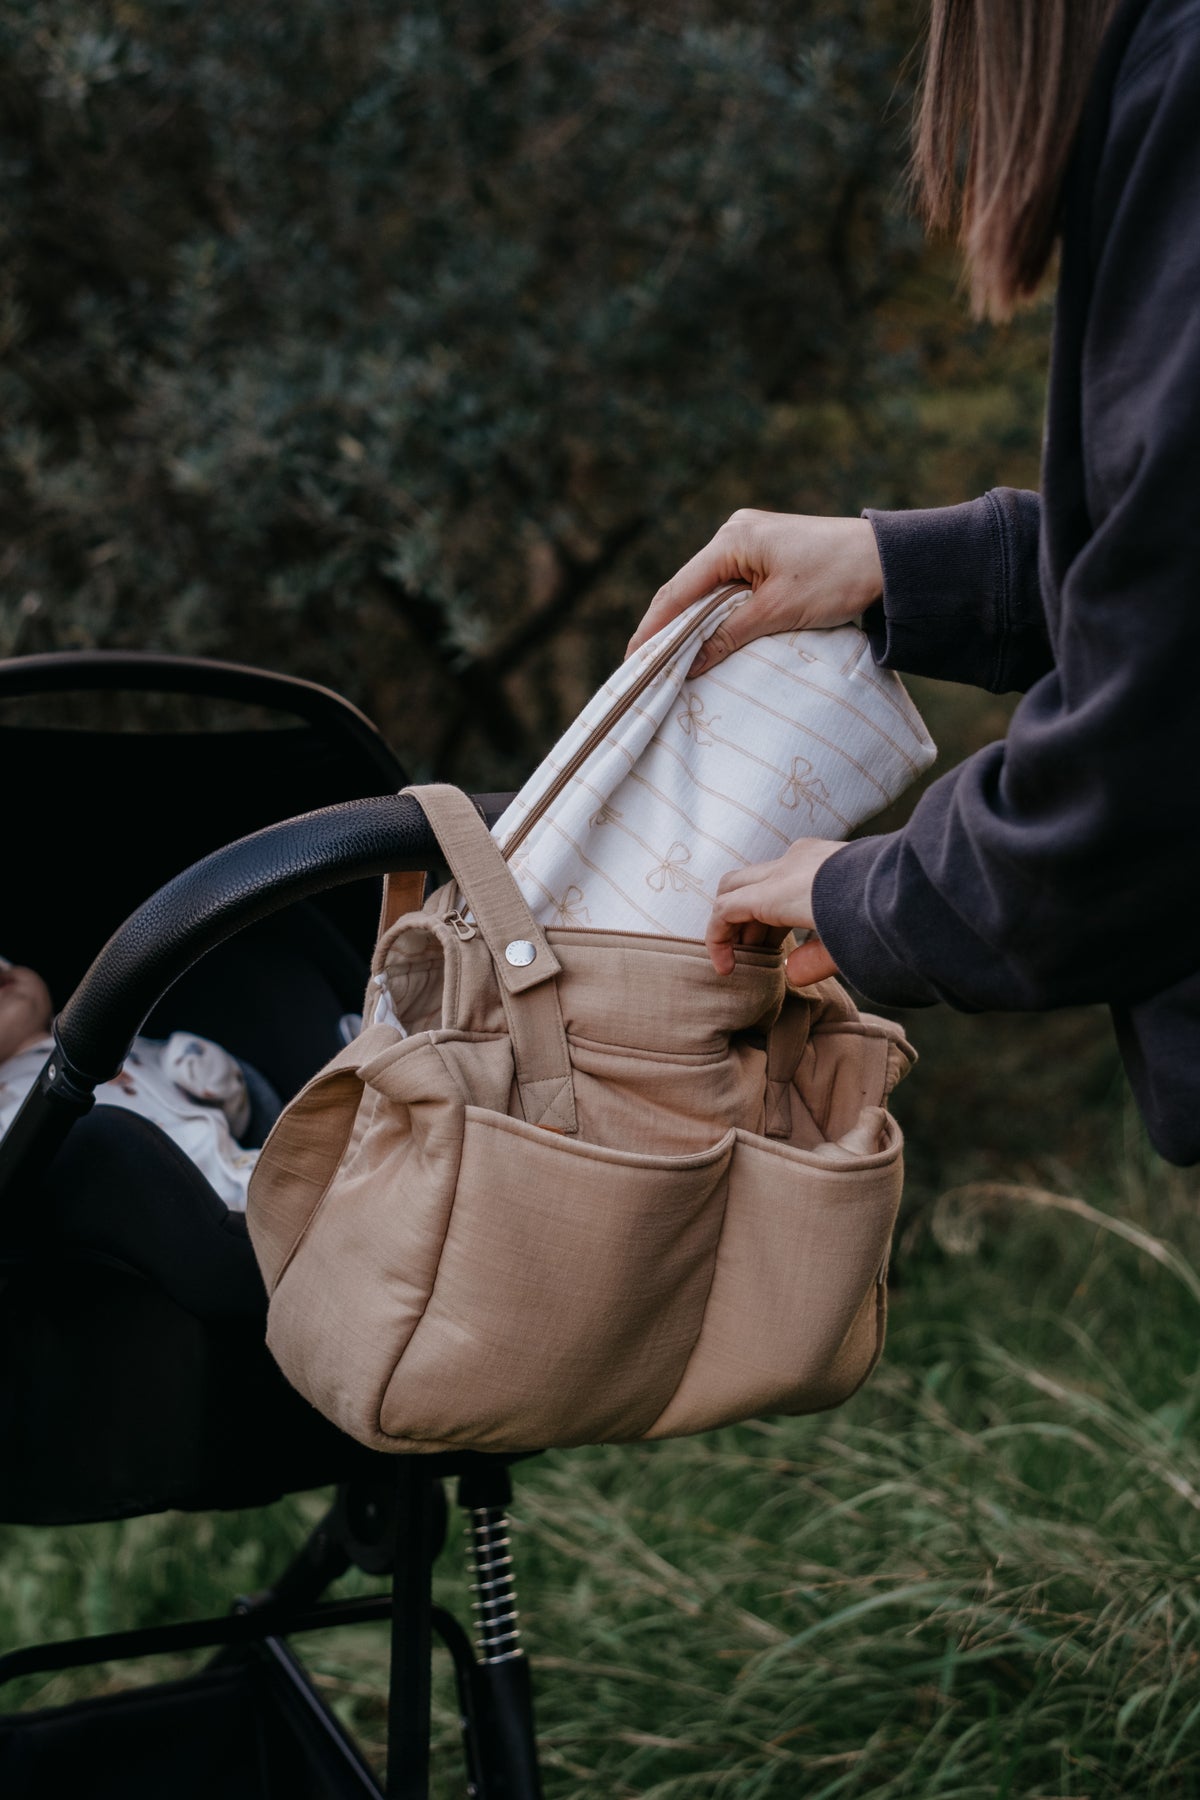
915, 0, 1118, 319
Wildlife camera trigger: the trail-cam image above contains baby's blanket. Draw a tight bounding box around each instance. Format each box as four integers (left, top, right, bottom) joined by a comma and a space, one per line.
491, 589, 936, 940
0, 1031, 258, 1209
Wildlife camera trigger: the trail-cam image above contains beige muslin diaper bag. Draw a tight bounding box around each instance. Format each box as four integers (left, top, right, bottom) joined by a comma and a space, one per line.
246, 591, 932, 1453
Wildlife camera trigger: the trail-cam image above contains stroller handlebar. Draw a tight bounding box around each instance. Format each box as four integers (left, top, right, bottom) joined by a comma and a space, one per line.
0, 787, 516, 1204
53, 790, 514, 1085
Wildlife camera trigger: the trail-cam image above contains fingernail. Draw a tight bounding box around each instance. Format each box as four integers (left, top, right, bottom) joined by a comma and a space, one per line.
689, 651, 708, 678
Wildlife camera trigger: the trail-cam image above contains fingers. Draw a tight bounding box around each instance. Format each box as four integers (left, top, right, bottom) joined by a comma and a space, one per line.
705, 900, 751, 976
706, 909, 837, 986
784, 937, 839, 988
705, 880, 787, 975
715, 858, 778, 895
687, 598, 774, 678
628, 511, 885, 663
741, 922, 789, 949
625, 550, 741, 660
625, 514, 761, 659
705, 840, 844, 976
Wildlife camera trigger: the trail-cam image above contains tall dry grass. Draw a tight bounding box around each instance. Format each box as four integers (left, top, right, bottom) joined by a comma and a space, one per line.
2, 1135, 1197, 1797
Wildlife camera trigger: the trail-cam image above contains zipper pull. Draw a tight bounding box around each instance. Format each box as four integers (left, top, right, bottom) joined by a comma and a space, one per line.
445, 909, 478, 941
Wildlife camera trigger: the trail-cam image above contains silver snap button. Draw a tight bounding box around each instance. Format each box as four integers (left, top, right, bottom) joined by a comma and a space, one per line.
504, 939, 537, 967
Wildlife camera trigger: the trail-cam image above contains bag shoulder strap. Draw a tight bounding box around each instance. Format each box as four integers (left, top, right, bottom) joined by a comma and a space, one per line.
402, 784, 578, 1134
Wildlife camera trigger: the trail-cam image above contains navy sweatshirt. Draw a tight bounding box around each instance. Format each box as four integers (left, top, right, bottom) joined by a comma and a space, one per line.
811, 0, 1200, 1164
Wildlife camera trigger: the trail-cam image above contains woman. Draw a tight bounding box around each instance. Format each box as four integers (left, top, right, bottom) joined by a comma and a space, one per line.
627, 0, 1200, 1165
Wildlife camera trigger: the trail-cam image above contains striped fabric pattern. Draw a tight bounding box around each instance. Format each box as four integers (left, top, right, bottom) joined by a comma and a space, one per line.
493, 590, 937, 941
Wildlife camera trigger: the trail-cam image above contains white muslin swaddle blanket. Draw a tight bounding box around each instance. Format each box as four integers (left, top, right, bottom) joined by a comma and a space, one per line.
0, 1031, 258, 1209
490, 587, 936, 939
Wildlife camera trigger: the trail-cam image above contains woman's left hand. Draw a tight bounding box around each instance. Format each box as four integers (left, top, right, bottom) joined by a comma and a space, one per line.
706, 839, 845, 987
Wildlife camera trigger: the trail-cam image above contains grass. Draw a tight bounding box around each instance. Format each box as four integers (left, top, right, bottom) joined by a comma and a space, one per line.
2, 1088, 1198, 1798
511, 1140, 1200, 1798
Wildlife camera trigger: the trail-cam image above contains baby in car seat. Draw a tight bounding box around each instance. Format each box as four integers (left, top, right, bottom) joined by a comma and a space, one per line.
0, 957, 262, 1210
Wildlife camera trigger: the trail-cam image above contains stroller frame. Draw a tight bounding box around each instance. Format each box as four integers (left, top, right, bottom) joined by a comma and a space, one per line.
0, 652, 542, 1798
0, 1456, 540, 1799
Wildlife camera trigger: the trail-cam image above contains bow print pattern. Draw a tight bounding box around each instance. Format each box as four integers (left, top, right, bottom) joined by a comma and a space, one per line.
646, 842, 711, 899
779, 755, 830, 821
551, 885, 591, 927
676, 693, 719, 747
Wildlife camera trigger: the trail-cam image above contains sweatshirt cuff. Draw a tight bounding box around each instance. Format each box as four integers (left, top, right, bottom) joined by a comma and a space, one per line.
862, 496, 1008, 690
863, 489, 1048, 693
811, 834, 940, 1009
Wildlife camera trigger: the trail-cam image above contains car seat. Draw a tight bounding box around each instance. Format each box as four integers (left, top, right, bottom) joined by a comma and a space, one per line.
0, 651, 540, 1798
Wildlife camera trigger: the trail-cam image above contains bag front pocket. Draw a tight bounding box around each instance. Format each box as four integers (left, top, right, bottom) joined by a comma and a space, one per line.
644, 1123, 903, 1441
380, 1108, 736, 1451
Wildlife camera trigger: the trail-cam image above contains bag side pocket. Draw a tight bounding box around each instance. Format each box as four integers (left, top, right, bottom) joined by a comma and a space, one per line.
380, 1109, 736, 1452
643, 1122, 903, 1441
246, 1022, 402, 1294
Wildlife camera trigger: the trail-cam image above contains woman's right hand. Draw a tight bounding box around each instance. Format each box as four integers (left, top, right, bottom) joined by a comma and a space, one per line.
626, 509, 884, 675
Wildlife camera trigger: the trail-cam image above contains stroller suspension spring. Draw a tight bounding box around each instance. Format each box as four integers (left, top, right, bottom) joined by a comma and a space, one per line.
465, 1505, 523, 1665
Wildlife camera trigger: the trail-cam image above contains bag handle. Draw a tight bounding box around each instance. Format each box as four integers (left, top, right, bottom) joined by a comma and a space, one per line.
402, 783, 578, 1134
498, 583, 747, 860
380, 585, 748, 933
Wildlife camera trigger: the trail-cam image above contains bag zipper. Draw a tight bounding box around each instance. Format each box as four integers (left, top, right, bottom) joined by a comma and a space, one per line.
498, 583, 746, 860
445, 909, 478, 941
545, 923, 780, 954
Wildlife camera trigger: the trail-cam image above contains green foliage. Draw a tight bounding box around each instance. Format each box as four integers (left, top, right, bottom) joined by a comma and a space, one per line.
0, 0, 939, 779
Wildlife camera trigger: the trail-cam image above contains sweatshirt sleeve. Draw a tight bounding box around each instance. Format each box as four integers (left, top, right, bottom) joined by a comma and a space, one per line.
812, 16, 1200, 1015
861, 489, 1053, 694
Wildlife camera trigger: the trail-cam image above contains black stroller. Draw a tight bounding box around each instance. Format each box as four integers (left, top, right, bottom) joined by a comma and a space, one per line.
0, 651, 543, 1798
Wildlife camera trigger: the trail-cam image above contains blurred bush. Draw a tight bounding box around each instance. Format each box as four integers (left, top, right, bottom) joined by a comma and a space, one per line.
0, 0, 1025, 784
6, 0, 1130, 1174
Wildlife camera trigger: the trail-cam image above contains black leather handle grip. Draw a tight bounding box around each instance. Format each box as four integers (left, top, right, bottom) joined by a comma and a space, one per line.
54, 790, 513, 1084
